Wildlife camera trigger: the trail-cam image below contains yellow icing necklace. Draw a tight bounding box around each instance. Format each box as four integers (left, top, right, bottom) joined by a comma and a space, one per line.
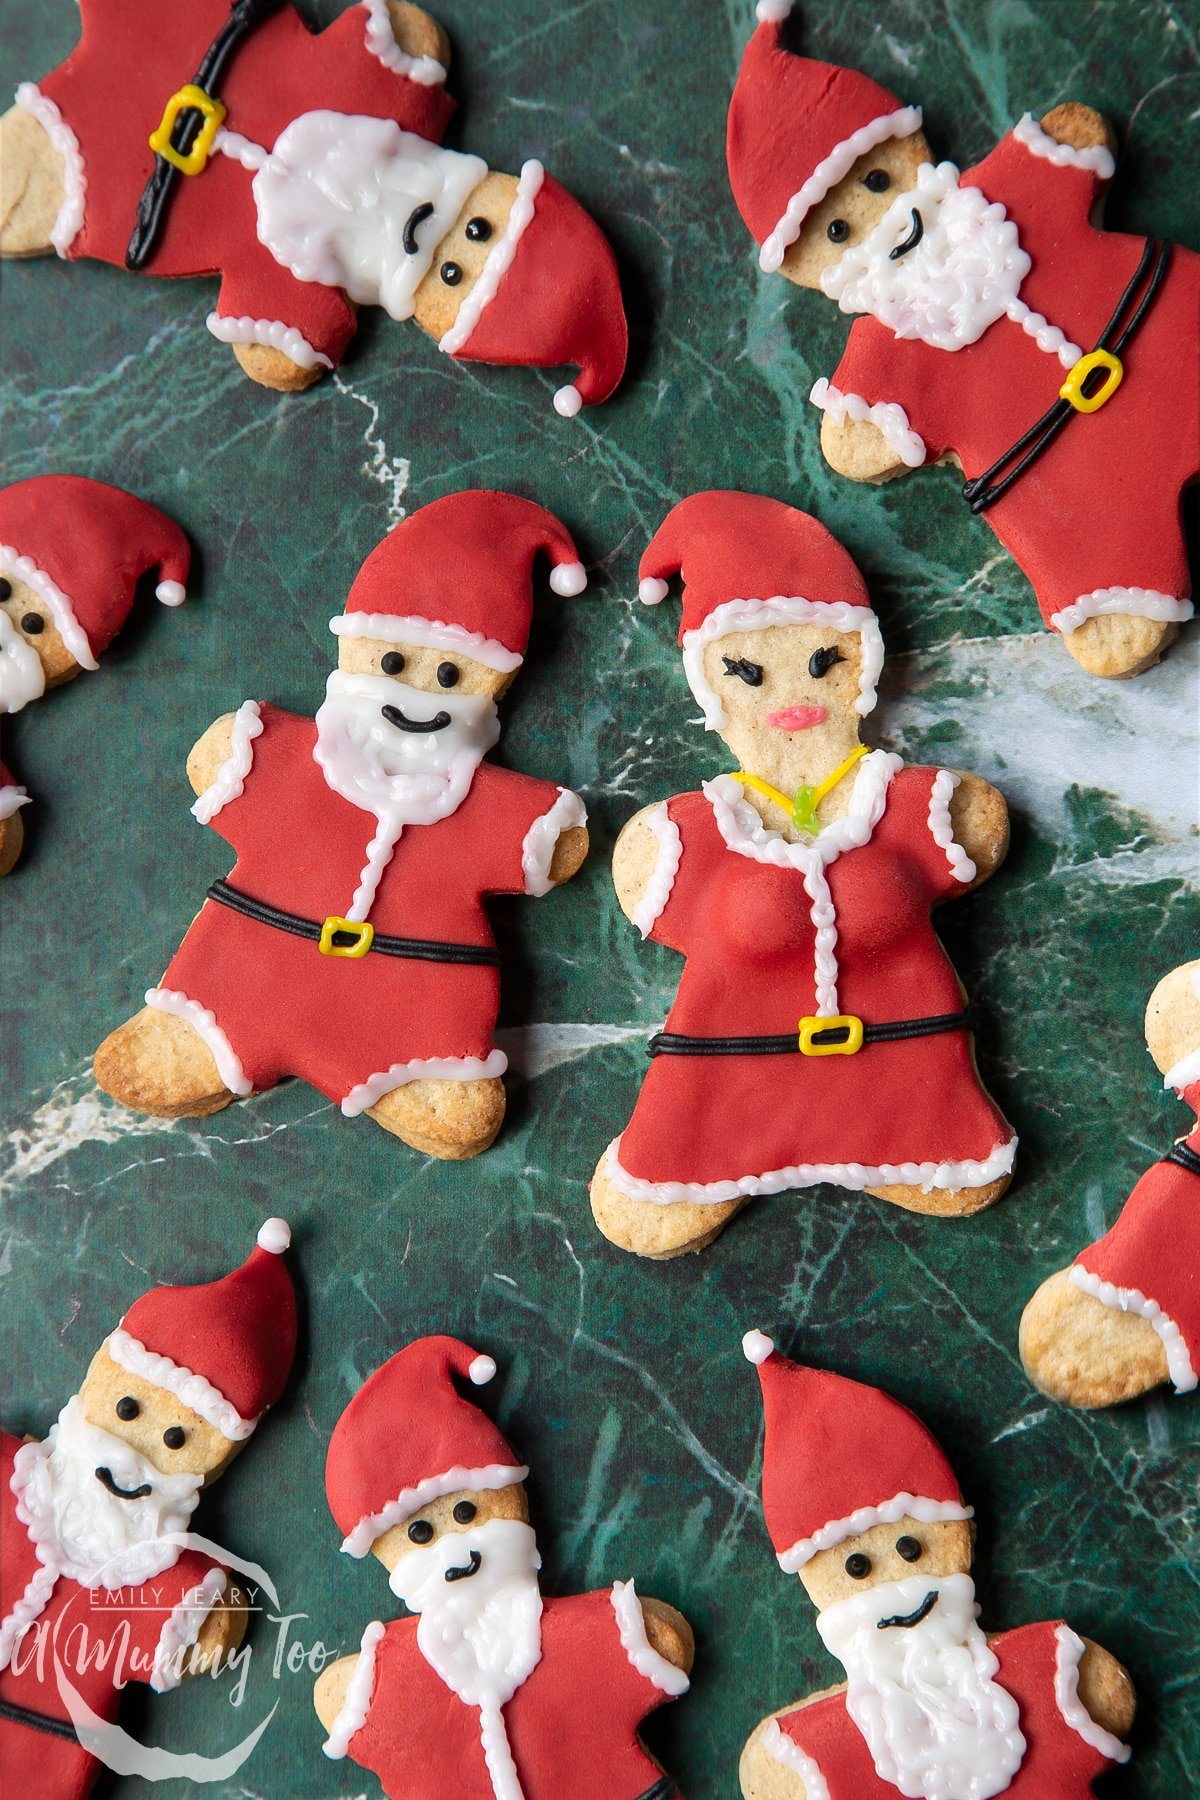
732, 743, 868, 836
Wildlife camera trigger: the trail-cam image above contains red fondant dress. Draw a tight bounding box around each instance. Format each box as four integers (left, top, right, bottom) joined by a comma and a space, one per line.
818, 126, 1200, 633
605, 757, 1015, 1203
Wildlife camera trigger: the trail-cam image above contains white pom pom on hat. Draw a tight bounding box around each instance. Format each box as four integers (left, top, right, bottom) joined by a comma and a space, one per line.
257, 1217, 292, 1255
638, 576, 670, 605
469, 1353, 497, 1386
549, 560, 587, 597
156, 579, 187, 607
756, 0, 793, 20
553, 383, 584, 419
742, 1328, 776, 1365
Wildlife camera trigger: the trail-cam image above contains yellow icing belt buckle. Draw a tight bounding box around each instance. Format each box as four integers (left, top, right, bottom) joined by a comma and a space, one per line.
1059, 347, 1123, 414
798, 1014, 864, 1056
148, 84, 227, 176
319, 915, 374, 959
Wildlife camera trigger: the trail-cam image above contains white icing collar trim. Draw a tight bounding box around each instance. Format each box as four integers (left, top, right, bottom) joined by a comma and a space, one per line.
683, 595, 885, 729
1068, 1266, 1198, 1395
205, 312, 334, 370
151, 1566, 226, 1693
1050, 586, 1194, 636
610, 1580, 690, 1696
323, 1619, 385, 1757
631, 801, 682, 938
108, 1328, 260, 1441
1053, 1625, 1132, 1762
760, 106, 924, 272
705, 751, 900, 872
522, 788, 586, 896
14, 84, 86, 256
340, 1049, 508, 1118
764, 1718, 832, 1800
359, 0, 447, 85
776, 1491, 973, 1574
145, 986, 253, 1098
331, 613, 524, 673
191, 700, 263, 824
928, 769, 977, 882
340, 1463, 528, 1557
439, 160, 544, 357
0, 545, 98, 671
809, 378, 926, 468
1012, 113, 1115, 179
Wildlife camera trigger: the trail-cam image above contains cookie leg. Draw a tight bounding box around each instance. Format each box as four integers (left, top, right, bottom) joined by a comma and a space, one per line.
0, 810, 24, 877
1019, 1268, 1170, 1407
367, 1076, 506, 1159
0, 103, 65, 257
94, 1007, 237, 1118
1061, 614, 1179, 679
865, 1171, 1011, 1216
589, 1148, 745, 1257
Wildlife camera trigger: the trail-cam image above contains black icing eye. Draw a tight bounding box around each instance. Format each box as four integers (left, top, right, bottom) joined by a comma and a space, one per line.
721, 655, 763, 687
827, 218, 850, 244
436, 661, 460, 689
0, 578, 12, 601
440, 261, 463, 287
381, 651, 405, 675
452, 1500, 477, 1524
863, 169, 891, 194
808, 646, 845, 679
408, 1519, 435, 1545
845, 1552, 872, 1580
21, 612, 44, 635
464, 217, 492, 243
162, 1426, 186, 1450
896, 1535, 923, 1563
115, 1396, 140, 1422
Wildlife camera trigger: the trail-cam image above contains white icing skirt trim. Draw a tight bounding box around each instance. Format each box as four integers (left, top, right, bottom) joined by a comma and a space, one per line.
760, 105, 923, 272
359, 0, 447, 85
191, 699, 263, 824
610, 1580, 690, 1695
1068, 1265, 1197, 1394
108, 1327, 259, 1441
1050, 586, 1194, 635
14, 83, 86, 256
342, 1462, 529, 1556
602, 1132, 1017, 1206
323, 1619, 385, 1756
1053, 1625, 1132, 1763
0, 784, 29, 821
439, 159, 544, 356
927, 769, 976, 883
777, 1491, 974, 1574
331, 612, 524, 673
1013, 113, 1116, 180
809, 378, 927, 468
0, 544, 97, 671
144, 985, 254, 1098
151, 1566, 226, 1693
522, 788, 587, 896
205, 312, 334, 370
631, 802, 683, 938
764, 1718, 832, 1800
340, 1049, 508, 1118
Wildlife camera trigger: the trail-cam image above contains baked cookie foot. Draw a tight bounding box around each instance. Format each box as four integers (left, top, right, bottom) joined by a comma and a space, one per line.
231, 341, 326, 393
865, 1171, 1012, 1216
0, 103, 64, 256
589, 1151, 745, 1257
367, 1075, 505, 1159
94, 1006, 236, 1118
1061, 613, 1178, 679
1020, 1268, 1170, 1408
0, 811, 24, 878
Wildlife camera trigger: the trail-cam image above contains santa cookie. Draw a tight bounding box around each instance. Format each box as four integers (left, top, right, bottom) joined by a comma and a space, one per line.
727, 3, 1200, 679
0, 1, 627, 410
590, 492, 1015, 1261
315, 1334, 692, 1800
1021, 959, 1200, 1408
94, 490, 589, 1159
738, 1331, 1135, 1800
1, 1218, 296, 1800
0, 474, 191, 874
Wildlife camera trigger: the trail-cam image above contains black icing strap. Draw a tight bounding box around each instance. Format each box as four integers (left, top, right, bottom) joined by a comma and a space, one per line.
0, 1696, 78, 1743
1165, 1140, 1200, 1179
647, 1009, 973, 1057
961, 237, 1172, 515
207, 879, 500, 965
636, 1782, 682, 1800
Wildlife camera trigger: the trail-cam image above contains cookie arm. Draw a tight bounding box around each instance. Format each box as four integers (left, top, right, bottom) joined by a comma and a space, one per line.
1077, 1638, 1136, 1744
548, 822, 589, 884
612, 804, 665, 925
313, 1653, 359, 1732
819, 408, 911, 484
1039, 103, 1118, 161
185, 1579, 248, 1676
187, 715, 237, 798
946, 771, 1009, 889
638, 1597, 694, 1677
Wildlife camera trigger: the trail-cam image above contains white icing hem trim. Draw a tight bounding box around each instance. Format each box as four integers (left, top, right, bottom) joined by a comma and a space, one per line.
144, 986, 253, 1098
764, 1718, 832, 1800
1068, 1266, 1197, 1395
1053, 1625, 1132, 1763
151, 1566, 226, 1693
610, 1580, 690, 1696
191, 699, 263, 824
683, 596, 885, 729
205, 312, 334, 371
108, 1328, 259, 1441
14, 84, 86, 256
1164, 1044, 1200, 1098
927, 770, 976, 883
778, 1492, 974, 1574
323, 1619, 385, 1757
522, 788, 587, 896
331, 612, 524, 673
360, 0, 447, 85
631, 802, 682, 938
439, 160, 544, 356
0, 1561, 58, 1674
0, 783, 29, 821
340, 1049, 508, 1118
0, 544, 98, 671
341, 1464, 528, 1557
810, 378, 927, 468
1050, 586, 1194, 635
1013, 113, 1115, 179
760, 106, 924, 272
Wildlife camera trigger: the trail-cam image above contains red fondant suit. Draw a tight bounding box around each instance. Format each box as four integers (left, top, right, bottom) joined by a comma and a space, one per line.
158, 703, 574, 1110
773, 1621, 1126, 1798
339, 1589, 682, 1800
32, 0, 455, 367
822, 127, 1200, 631
609, 758, 1014, 1201
0, 1433, 225, 1800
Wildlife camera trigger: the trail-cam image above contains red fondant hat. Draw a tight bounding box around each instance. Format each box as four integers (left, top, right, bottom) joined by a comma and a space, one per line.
0, 476, 190, 671
727, 4, 922, 272
742, 1330, 971, 1573
438, 162, 627, 418
327, 1335, 527, 1557
108, 1220, 296, 1442
334, 489, 586, 670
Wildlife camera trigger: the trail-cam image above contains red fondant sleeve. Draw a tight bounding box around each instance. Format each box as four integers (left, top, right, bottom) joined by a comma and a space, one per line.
300, 0, 456, 144
636, 791, 716, 956
825, 323, 943, 462
904, 765, 983, 904
971, 125, 1113, 233
119, 1551, 227, 1691
470, 764, 583, 898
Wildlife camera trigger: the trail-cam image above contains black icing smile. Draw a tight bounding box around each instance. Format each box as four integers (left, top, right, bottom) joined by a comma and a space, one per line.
95, 1466, 153, 1501
444, 1550, 483, 1583
877, 1589, 938, 1630
381, 703, 452, 733
889, 208, 924, 260
403, 201, 435, 256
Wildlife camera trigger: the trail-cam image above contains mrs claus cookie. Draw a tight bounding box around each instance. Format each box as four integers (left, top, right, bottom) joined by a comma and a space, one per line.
0, 475, 191, 876
94, 491, 589, 1160
0, 0, 627, 411
727, 2, 1200, 679
315, 1334, 692, 1800
590, 492, 1015, 1261
738, 1332, 1135, 1800
1021, 959, 1200, 1408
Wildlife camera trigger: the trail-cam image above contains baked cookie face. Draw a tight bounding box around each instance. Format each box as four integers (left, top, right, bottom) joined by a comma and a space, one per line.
79, 1344, 239, 1482
372, 1482, 531, 1573
412, 172, 519, 342
699, 619, 866, 750
338, 633, 513, 700
780, 133, 932, 290
0, 571, 78, 697
797, 1514, 975, 1612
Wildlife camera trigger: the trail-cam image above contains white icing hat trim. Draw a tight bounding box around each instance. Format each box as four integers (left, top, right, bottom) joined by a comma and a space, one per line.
0, 783, 29, 821
549, 560, 587, 597
1164, 1042, 1200, 1098
257, 1217, 291, 1254
610, 1580, 690, 1696
191, 699, 263, 825
340, 1049, 508, 1117
108, 1328, 260, 1442
809, 378, 926, 468
156, 579, 187, 607
359, 0, 447, 85
522, 787, 587, 895
439, 160, 544, 357
145, 985, 253, 1097
205, 312, 334, 371
1050, 585, 1194, 636
760, 105, 924, 273
631, 801, 682, 939
0, 544, 98, 671
151, 1566, 226, 1693
323, 1618, 385, 1757
340, 1463, 529, 1557
1068, 1266, 1197, 1394
1012, 113, 1115, 179
776, 1491, 975, 1574
1054, 1625, 1132, 1762
331, 613, 524, 673
469, 1354, 497, 1385
14, 84, 86, 257
927, 770, 977, 883
682, 595, 885, 729
742, 1328, 775, 1365
764, 1719, 832, 1800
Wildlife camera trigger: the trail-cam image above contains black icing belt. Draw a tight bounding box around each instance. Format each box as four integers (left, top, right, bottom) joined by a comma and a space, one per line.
961, 237, 1173, 515
0, 1696, 78, 1743
636, 1782, 682, 1800
647, 1009, 972, 1057
1164, 1140, 1200, 1179
206, 879, 500, 966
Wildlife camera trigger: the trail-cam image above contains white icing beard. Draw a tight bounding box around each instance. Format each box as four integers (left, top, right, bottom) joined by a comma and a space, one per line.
820, 161, 1030, 351
12, 1397, 201, 1589
0, 607, 47, 714
817, 1572, 1026, 1800
314, 670, 498, 831
389, 1518, 544, 1709
252, 112, 487, 320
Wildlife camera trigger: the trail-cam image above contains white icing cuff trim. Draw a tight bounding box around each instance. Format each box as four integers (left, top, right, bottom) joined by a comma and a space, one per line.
14, 84, 86, 256
760, 106, 923, 272
610, 1580, 690, 1696
523, 788, 587, 896
323, 1619, 385, 1757
341, 1464, 528, 1557
205, 313, 334, 371
257, 1216, 291, 1254
151, 1566, 226, 1692
1050, 586, 1194, 635
330, 613, 524, 673
928, 770, 977, 882
683, 596, 885, 729
340, 1050, 508, 1117
764, 1719, 832, 1800
440, 160, 544, 356
1069, 1266, 1197, 1394
778, 1492, 974, 1574
144, 986, 253, 1098
0, 784, 29, 821
360, 0, 447, 85
108, 1327, 259, 1441
631, 802, 682, 938
810, 378, 927, 468
1053, 1625, 1132, 1762
1013, 113, 1115, 179
1164, 1044, 1200, 1098
191, 700, 263, 824
0, 544, 98, 671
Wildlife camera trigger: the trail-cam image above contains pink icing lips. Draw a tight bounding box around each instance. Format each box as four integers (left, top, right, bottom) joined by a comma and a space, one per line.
766, 705, 827, 731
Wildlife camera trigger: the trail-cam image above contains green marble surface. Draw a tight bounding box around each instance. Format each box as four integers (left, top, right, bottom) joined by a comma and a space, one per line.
1, 0, 1198, 1794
